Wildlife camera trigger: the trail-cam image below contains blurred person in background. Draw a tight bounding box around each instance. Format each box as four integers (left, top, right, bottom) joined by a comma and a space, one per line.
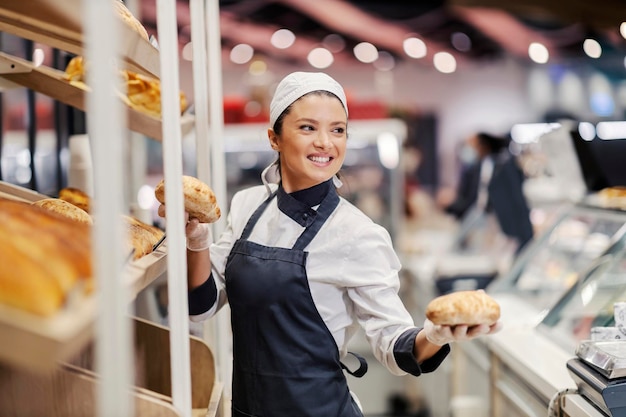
439, 131, 533, 253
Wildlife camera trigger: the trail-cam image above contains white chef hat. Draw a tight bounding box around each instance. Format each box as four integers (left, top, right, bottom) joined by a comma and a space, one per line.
269, 71, 348, 128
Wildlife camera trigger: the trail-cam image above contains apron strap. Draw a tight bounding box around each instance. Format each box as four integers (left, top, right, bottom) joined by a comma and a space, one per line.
240, 190, 278, 240
340, 352, 368, 378
292, 187, 339, 251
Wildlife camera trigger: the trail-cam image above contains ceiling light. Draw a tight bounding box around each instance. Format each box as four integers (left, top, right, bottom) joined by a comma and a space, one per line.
32, 48, 45, 67
528, 42, 549, 64
308, 47, 334, 69
323, 34, 346, 53
583, 39, 602, 58
433, 52, 456, 74
596, 121, 626, 140
230, 44, 254, 64
353, 42, 378, 64
403, 37, 426, 59
510, 123, 560, 144
578, 122, 596, 141
377, 132, 399, 169
620, 22, 626, 39
271, 29, 296, 49
451, 32, 471, 52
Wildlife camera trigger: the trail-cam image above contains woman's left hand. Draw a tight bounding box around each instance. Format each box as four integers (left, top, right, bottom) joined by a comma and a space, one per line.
423, 319, 502, 346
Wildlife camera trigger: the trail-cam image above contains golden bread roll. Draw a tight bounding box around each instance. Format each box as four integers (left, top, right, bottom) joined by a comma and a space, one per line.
599, 186, 626, 198
33, 198, 93, 225
65, 56, 86, 82
120, 70, 188, 117
123, 215, 165, 260
59, 187, 91, 213
64, 59, 188, 118
154, 176, 221, 224
425, 290, 500, 326
112, 0, 149, 41
598, 186, 626, 209
0, 199, 93, 316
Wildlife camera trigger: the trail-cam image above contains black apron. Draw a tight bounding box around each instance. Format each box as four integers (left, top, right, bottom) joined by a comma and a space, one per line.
225, 187, 365, 417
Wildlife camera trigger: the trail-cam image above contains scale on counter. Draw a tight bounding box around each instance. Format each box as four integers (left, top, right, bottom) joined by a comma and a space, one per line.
567, 340, 626, 416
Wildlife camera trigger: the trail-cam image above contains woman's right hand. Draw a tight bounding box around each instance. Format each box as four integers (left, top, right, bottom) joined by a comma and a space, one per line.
158, 204, 213, 251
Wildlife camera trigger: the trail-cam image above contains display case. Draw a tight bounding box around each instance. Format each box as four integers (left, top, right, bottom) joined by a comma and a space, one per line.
449, 202, 626, 417
537, 232, 626, 353
484, 218, 626, 417
491, 203, 626, 314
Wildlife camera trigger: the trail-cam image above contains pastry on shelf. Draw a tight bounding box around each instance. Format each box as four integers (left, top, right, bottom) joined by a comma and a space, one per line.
63, 55, 188, 118
0, 199, 93, 316
32, 198, 93, 225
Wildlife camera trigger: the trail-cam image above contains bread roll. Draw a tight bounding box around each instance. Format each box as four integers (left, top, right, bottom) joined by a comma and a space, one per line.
123, 215, 165, 260
59, 187, 91, 213
425, 290, 500, 326
33, 198, 93, 225
0, 199, 93, 316
154, 176, 221, 224
120, 70, 188, 117
65, 56, 86, 82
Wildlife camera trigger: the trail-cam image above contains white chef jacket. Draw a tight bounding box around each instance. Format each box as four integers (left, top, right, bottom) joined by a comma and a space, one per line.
190, 165, 448, 376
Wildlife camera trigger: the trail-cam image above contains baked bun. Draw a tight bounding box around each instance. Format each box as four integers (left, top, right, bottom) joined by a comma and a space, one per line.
59, 187, 91, 213
0, 199, 92, 316
154, 176, 221, 224
425, 290, 500, 326
65, 56, 86, 82
33, 198, 93, 225
123, 215, 165, 260
120, 70, 188, 117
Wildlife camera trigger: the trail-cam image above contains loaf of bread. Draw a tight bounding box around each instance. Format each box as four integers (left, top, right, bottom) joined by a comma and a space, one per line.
123, 215, 165, 260
425, 290, 500, 326
0, 199, 93, 316
154, 176, 221, 224
33, 198, 93, 225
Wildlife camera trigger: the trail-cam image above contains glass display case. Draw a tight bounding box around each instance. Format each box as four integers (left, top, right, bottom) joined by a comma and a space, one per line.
537, 232, 626, 353
490, 203, 626, 312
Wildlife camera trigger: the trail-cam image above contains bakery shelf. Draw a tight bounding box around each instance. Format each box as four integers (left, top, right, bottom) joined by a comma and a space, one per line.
0, 0, 160, 78
0, 317, 222, 416
0, 52, 193, 142
0, 180, 170, 371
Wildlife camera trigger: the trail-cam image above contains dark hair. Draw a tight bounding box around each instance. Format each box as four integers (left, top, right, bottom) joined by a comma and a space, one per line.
476, 132, 510, 154
272, 90, 346, 134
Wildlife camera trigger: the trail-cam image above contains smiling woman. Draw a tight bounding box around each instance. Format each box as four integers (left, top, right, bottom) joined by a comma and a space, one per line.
267, 73, 348, 192
156, 70, 502, 417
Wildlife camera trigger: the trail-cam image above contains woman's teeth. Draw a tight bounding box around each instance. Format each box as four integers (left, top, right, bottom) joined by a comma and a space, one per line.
309, 156, 330, 163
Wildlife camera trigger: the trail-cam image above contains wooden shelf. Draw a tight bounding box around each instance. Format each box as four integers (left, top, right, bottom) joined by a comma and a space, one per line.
0, 52, 193, 141
0, 0, 160, 78
0, 181, 170, 372
0, 318, 222, 416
